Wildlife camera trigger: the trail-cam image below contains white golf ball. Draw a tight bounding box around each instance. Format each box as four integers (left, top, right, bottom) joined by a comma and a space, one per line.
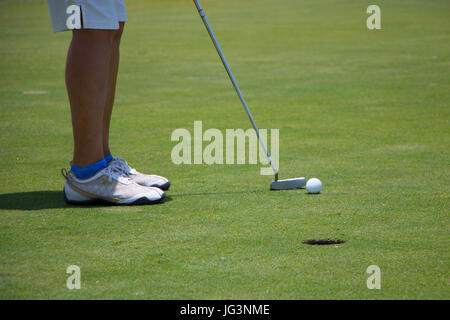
306, 178, 322, 194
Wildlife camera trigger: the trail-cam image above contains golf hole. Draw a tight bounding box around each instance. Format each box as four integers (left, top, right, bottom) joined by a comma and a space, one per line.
302, 239, 345, 246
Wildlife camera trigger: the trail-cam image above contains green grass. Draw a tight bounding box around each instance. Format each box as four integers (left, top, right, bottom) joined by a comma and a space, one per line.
0, 0, 449, 299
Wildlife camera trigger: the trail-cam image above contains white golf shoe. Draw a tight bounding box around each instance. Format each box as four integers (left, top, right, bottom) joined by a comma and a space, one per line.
108, 157, 171, 191
62, 165, 165, 205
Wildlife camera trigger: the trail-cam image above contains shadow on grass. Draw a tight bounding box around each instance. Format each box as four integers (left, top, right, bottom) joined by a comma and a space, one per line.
0, 191, 67, 210
0, 191, 173, 211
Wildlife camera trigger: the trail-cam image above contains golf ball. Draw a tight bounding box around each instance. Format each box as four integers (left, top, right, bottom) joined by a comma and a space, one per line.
306, 178, 322, 194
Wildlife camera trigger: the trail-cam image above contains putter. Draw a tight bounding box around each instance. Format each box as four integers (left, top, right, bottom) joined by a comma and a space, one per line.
193, 0, 305, 190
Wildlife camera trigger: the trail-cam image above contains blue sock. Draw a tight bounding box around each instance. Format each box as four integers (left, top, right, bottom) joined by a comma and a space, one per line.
71, 158, 108, 179
104, 154, 114, 163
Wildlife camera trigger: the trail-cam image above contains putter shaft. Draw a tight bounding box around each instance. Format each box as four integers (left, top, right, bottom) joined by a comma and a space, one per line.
193, 0, 279, 180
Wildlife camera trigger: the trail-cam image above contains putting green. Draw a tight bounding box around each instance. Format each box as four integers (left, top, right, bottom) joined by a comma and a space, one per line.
0, 0, 448, 299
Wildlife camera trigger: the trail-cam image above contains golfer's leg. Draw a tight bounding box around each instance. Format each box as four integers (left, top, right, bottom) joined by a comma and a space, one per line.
103, 22, 125, 158
66, 29, 114, 167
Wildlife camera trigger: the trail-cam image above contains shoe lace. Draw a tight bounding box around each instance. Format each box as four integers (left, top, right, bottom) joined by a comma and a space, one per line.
110, 157, 138, 175
103, 165, 132, 184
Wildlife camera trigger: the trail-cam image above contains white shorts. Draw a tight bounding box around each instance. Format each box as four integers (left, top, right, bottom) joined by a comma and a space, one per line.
47, 0, 128, 33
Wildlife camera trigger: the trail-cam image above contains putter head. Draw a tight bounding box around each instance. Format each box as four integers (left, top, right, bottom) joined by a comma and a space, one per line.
270, 177, 306, 190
